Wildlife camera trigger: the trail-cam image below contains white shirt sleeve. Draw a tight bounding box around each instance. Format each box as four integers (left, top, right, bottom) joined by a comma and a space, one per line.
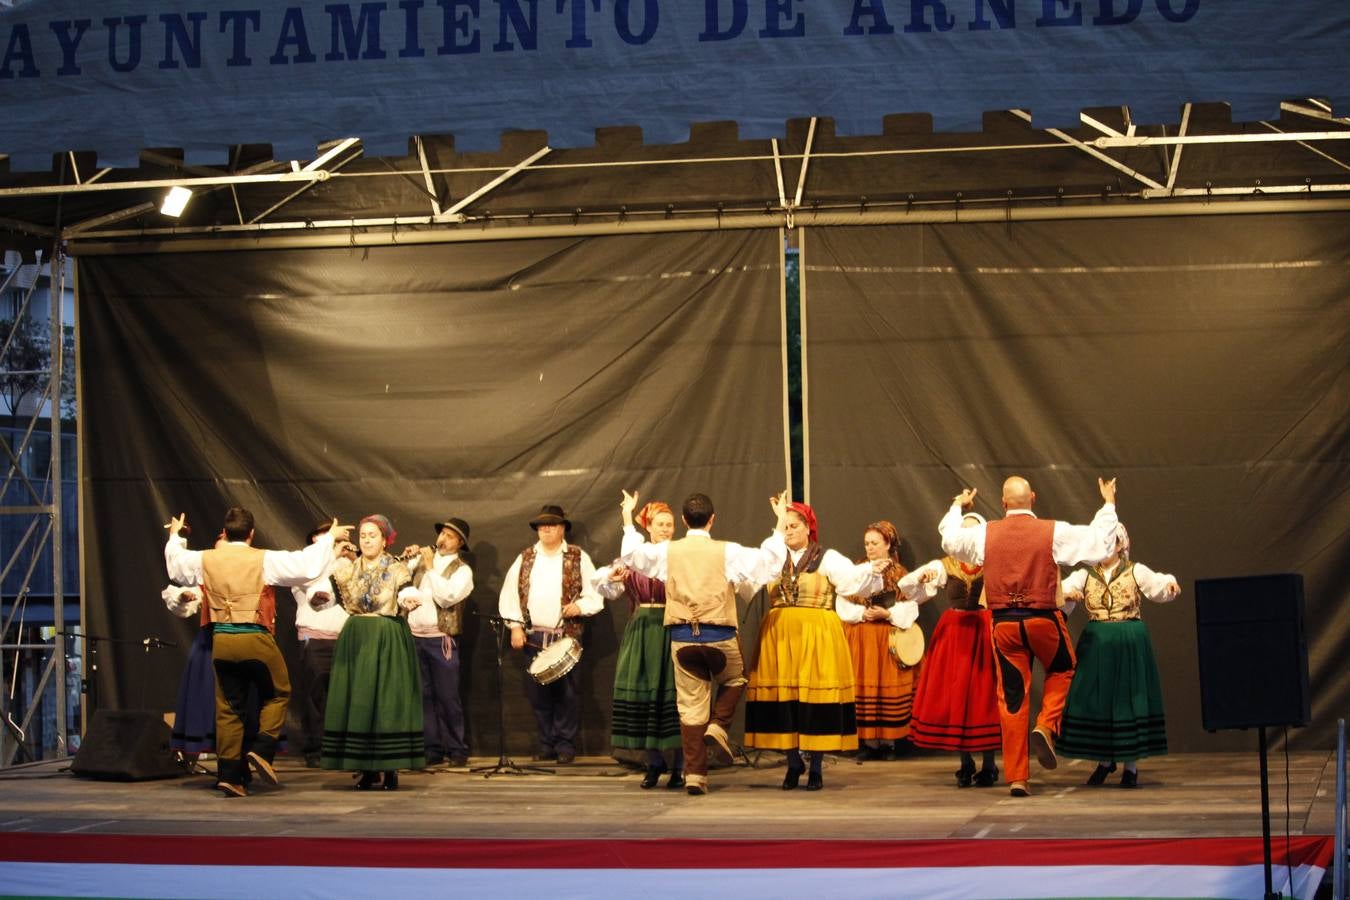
162, 584, 201, 618
1059, 568, 1088, 617
261, 532, 337, 587
592, 565, 626, 601
819, 548, 882, 599
889, 600, 920, 629
1050, 503, 1119, 567
498, 555, 525, 625
164, 536, 203, 585
727, 531, 789, 589
574, 551, 604, 616
422, 559, 474, 609
939, 504, 985, 564
619, 540, 669, 580
1133, 562, 1181, 604
620, 526, 646, 557
834, 593, 865, 624
897, 559, 946, 603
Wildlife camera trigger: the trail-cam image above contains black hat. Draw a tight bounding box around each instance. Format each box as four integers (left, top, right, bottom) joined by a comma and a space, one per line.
529, 504, 571, 531
434, 517, 471, 545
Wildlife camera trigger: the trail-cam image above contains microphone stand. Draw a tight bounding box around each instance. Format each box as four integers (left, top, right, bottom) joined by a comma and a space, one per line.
470, 615, 553, 778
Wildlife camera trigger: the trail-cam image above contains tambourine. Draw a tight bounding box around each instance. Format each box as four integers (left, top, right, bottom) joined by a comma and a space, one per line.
887, 624, 924, 669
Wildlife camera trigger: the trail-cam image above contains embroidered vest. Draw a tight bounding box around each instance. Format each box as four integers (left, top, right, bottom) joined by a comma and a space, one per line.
1083, 562, 1141, 622
940, 557, 985, 611
519, 544, 583, 636
419, 555, 466, 636
768, 544, 835, 610
201, 544, 269, 626
334, 554, 413, 617
984, 516, 1059, 610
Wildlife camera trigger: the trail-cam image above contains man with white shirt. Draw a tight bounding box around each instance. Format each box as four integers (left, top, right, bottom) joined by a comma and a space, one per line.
165, 507, 346, 797
290, 521, 348, 769
499, 505, 602, 765
404, 517, 475, 767
617, 491, 791, 795
938, 476, 1119, 797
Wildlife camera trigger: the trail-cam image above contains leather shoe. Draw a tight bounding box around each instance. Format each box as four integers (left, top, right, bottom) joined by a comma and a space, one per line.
973, 767, 999, 788
704, 723, 734, 766
382, 770, 399, 791
1086, 762, 1117, 786
216, 781, 247, 798
782, 766, 803, 790
447, 755, 468, 768
805, 771, 823, 791
955, 765, 976, 788
1031, 727, 1058, 770
1119, 769, 1139, 789
686, 782, 707, 796
246, 751, 278, 785
640, 766, 664, 789
556, 752, 575, 765
354, 771, 381, 791
531, 751, 557, 762
666, 770, 685, 790
1009, 780, 1031, 797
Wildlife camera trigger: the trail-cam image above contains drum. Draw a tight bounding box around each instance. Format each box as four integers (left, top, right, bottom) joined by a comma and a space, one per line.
528, 635, 583, 685
888, 624, 925, 669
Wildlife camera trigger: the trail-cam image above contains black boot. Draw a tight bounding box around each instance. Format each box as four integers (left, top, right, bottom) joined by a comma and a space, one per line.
782, 750, 804, 790
955, 753, 977, 788
1086, 762, 1117, 786
666, 770, 685, 789
381, 770, 399, 791
354, 770, 380, 791
640, 766, 664, 789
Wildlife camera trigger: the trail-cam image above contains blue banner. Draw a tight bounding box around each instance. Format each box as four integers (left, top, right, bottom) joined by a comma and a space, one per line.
1, 1, 1346, 169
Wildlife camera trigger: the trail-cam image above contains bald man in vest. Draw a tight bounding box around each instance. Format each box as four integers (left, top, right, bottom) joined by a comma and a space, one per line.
166, 508, 348, 797
939, 476, 1119, 797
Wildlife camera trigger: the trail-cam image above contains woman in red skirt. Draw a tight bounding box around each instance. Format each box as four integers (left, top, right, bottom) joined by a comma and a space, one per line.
900, 512, 1001, 787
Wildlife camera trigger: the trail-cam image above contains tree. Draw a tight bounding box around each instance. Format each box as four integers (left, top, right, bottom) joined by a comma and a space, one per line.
0, 317, 75, 421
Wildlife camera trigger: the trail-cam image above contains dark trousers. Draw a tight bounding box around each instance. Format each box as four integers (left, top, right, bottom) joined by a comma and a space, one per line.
523, 644, 580, 756
298, 637, 337, 759
415, 635, 467, 761
213, 630, 290, 786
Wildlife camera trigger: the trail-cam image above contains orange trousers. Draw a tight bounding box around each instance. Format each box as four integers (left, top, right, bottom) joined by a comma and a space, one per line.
992, 611, 1076, 784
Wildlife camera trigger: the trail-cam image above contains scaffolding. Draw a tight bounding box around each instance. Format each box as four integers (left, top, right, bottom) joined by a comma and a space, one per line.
0, 242, 70, 768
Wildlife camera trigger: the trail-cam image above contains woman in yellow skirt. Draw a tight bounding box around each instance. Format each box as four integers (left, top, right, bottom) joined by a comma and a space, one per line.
745, 502, 884, 790
839, 521, 921, 758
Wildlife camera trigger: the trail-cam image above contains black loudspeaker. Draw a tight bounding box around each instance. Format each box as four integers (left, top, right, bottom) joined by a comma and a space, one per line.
70, 709, 184, 781
1195, 573, 1310, 732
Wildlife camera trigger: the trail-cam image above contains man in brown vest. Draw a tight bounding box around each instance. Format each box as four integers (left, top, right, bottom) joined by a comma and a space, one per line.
619, 490, 791, 795
939, 476, 1119, 797
166, 508, 348, 797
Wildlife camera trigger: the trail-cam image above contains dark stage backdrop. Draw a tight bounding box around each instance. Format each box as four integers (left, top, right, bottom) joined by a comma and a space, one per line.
77, 230, 788, 757
801, 214, 1350, 752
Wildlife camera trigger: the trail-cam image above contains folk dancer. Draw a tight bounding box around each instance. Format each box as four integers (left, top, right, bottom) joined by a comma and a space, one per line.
617, 491, 790, 795
1057, 523, 1180, 788
744, 502, 884, 791
165, 508, 344, 797
322, 514, 426, 790
594, 492, 684, 788
839, 520, 921, 759
899, 512, 1001, 787
939, 476, 1119, 796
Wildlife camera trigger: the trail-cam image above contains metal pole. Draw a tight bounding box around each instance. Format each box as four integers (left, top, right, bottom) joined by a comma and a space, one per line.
1260, 726, 1278, 899
1336, 718, 1346, 900
48, 246, 66, 760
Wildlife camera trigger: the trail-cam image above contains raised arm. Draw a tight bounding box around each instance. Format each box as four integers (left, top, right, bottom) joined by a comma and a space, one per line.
939, 489, 985, 565
262, 530, 339, 587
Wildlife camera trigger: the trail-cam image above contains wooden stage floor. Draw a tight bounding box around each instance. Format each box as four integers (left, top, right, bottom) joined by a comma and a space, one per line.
0, 749, 1341, 842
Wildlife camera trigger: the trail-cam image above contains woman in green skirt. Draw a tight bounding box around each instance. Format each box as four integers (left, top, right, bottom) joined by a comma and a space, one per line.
322, 514, 425, 790
1057, 524, 1181, 788
596, 491, 684, 788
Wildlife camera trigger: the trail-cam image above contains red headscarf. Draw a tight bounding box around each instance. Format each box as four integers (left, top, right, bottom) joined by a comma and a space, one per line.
788, 502, 819, 544
635, 501, 673, 533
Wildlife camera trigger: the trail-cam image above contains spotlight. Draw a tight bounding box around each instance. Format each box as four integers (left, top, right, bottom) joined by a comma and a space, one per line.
160, 186, 193, 218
